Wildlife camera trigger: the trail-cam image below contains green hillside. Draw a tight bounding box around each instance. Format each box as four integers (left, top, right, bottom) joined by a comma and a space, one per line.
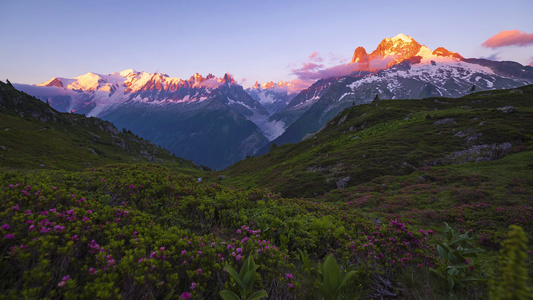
0, 81, 198, 170
222, 85, 533, 198
1, 82, 531, 299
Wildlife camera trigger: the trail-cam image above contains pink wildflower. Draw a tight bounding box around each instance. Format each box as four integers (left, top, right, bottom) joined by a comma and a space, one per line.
180, 292, 191, 299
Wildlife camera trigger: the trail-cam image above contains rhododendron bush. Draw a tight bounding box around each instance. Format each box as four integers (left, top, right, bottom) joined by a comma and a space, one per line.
1, 164, 531, 299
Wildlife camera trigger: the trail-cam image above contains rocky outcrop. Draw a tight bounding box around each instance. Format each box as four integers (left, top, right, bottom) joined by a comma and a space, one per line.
432, 47, 464, 60
351, 47, 370, 69
434, 118, 455, 125
430, 142, 513, 165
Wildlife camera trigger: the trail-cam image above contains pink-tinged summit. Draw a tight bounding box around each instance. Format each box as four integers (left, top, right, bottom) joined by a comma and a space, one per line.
37, 70, 237, 93
349, 33, 463, 71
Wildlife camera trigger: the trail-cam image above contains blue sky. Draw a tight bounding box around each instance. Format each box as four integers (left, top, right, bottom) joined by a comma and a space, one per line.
1, 0, 532, 88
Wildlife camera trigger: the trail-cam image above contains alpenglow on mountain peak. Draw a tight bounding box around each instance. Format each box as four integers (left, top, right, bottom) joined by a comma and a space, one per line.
36, 70, 237, 93
349, 33, 465, 70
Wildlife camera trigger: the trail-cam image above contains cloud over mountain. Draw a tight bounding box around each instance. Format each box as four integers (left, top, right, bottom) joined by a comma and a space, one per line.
482, 30, 533, 48
291, 52, 356, 82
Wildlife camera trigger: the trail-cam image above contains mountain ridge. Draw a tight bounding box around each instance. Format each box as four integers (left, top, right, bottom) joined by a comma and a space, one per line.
265, 34, 533, 148
13, 33, 533, 168
0, 81, 197, 170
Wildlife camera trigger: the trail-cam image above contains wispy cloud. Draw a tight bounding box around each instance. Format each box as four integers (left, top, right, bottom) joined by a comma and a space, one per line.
482, 30, 533, 48
291, 51, 357, 83
327, 52, 349, 64
309, 51, 323, 62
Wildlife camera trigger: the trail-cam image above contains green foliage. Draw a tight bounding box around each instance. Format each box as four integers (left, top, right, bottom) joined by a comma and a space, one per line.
490, 225, 531, 300
220, 255, 268, 300
314, 254, 358, 300
429, 223, 484, 296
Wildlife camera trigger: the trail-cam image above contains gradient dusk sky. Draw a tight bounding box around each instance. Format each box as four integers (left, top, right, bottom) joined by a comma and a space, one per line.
1, 0, 532, 88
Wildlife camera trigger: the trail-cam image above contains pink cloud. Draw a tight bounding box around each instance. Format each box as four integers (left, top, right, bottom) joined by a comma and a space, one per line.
328, 52, 349, 64
309, 51, 323, 62
286, 78, 314, 92
291, 61, 358, 81
291, 62, 323, 80
482, 30, 533, 48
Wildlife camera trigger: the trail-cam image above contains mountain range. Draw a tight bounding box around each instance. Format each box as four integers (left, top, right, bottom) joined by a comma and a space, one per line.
15, 71, 272, 169
0, 80, 196, 170
13, 34, 533, 168
265, 34, 533, 147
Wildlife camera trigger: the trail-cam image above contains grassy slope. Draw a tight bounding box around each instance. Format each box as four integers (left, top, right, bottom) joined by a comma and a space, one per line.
0, 81, 198, 171
222, 85, 533, 199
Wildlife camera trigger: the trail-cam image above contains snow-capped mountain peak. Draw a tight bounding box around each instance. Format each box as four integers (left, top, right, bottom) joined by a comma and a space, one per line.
348, 34, 468, 72
390, 33, 414, 44
119, 69, 137, 77
369, 33, 422, 65
246, 80, 300, 116
250, 81, 294, 91
432, 47, 464, 60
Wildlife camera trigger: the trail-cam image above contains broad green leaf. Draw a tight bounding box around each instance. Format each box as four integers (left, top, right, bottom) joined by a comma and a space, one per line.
451, 250, 466, 264
338, 270, 357, 294
323, 255, 341, 292
242, 270, 256, 295
225, 264, 241, 281
219, 290, 241, 300
224, 265, 244, 291
429, 268, 445, 280
240, 257, 253, 277
247, 290, 268, 300
317, 283, 335, 300
449, 236, 469, 245
437, 245, 448, 261
462, 248, 484, 255
448, 264, 468, 269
